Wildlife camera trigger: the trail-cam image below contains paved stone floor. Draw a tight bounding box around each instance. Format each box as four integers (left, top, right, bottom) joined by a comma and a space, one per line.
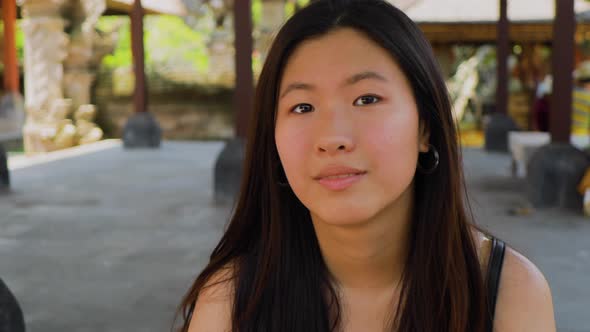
0, 140, 588, 331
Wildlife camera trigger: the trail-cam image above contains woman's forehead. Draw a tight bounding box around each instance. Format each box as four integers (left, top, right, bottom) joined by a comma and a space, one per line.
279, 29, 408, 92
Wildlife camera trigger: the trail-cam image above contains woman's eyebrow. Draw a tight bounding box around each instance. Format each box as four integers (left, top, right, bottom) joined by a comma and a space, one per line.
279, 71, 388, 99
344, 71, 389, 86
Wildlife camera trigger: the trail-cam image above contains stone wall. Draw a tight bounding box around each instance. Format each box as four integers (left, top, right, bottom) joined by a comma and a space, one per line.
94, 72, 235, 140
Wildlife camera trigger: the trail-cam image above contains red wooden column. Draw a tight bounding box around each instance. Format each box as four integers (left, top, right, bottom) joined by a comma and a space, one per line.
131, 0, 147, 114
550, 0, 575, 143
213, 2, 254, 204
233, 0, 254, 138
496, 0, 509, 115
2, 0, 19, 94
123, 0, 160, 148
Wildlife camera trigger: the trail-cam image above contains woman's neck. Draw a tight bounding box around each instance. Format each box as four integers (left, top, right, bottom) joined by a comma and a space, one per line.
311, 185, 414, 291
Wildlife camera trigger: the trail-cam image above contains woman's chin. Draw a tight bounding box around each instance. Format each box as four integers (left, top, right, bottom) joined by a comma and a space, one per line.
311, 208, 375, 228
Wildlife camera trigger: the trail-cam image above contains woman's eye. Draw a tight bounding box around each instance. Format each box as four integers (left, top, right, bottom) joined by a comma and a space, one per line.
353, 95, 381, 106
291, 103, 314, 114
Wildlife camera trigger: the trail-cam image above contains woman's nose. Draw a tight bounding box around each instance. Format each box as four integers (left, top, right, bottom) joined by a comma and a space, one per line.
314, 105, 356, 154
316, 135, 355, 154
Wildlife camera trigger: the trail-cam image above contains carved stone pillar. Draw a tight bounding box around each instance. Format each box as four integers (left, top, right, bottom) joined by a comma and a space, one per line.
21, 0, 109, 154
258, 0, 285, 64
66, 0, 109, 146
207, 27, 234, 86
20, 0, 71, 154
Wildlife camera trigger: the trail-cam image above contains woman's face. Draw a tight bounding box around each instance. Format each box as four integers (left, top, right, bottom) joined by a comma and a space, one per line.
275, 28, 429, 226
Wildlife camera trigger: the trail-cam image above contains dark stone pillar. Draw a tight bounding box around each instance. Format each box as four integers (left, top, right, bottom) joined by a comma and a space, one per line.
214, 0, 254, 205
527, 144, 589, 210
123, 0, 161, 148
484, 0, 518, 152
484, 113, 519, 152
0, 278, 25, 332
0, 145, 9, 192
526, 0, 583, 211
122, 112, 161, 148
214, 138, 245, 205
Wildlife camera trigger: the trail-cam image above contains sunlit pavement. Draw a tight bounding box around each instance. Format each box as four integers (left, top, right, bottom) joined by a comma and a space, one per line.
0, 141, 587, 331
463, 148, 590, 332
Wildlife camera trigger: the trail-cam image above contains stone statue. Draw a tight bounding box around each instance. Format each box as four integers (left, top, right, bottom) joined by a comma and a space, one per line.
74, 104, 103, 145
20, 0, 111, 153
181, 0, 288, 86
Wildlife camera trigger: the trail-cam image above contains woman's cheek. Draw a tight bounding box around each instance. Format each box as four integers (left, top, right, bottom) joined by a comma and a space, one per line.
365, 119, 419, 176
276, 127, 310, 185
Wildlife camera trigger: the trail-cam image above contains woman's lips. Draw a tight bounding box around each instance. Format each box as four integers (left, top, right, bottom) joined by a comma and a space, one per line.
316, 172, 366, 191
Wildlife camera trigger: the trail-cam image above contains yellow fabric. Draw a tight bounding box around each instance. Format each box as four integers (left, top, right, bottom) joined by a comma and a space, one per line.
572, 88, 590, 135
578, 167, 590, 194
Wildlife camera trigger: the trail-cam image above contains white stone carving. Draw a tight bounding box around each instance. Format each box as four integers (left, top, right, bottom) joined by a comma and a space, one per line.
20, 0, 108, 153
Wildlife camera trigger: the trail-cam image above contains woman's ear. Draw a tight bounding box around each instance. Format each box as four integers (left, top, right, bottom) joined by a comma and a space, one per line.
418, 120, 430, 153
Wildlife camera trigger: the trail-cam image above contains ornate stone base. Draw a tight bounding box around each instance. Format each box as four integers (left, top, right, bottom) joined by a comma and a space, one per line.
214, 137, 245, 205
0, 145, 9, 192
0, 278, 25, 332
0, 93, 24, 135
484, 113, 519, 152
123, 112, 162, 148
527, 143, 590, 210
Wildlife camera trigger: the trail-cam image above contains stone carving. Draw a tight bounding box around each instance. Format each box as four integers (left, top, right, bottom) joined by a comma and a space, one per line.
207, 23, 235, 86
181, 0, 288, 86
181, 0, 234, 27
64, 0, 111, 108
20, 0, 109, 153
74, 104, 103, 145
0, 94, 25, 136
446, 46, 494, 123
21, 15, 68, 113
257, 1, 285, 64
21, 1, 70, 154
22, 98, 77, 152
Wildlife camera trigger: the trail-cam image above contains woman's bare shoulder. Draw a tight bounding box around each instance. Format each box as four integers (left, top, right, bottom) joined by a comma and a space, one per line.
494, 246, 556, 331
187, 265, 235, 332
470, 228, 555, 330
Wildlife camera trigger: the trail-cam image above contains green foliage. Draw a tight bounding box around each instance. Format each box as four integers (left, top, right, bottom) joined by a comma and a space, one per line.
145, 15, 209, 73
98, 15, 210, 74
285, 0, 311, 16
0, 21, 25, 67
253, 0, 263, 26
97, 1, 308, 84
98, 17, 133, 69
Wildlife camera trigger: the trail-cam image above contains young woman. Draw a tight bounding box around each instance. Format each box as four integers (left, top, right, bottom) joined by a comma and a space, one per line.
177, 1, 555, 331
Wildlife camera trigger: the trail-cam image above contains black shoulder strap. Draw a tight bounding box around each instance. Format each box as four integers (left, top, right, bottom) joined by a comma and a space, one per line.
486, 237, 506, 332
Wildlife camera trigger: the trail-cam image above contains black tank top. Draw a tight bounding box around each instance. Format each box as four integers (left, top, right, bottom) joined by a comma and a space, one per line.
186, 238, 508, 331
486, 237, 506, 332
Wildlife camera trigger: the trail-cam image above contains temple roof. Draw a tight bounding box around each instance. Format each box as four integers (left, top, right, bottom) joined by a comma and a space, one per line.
105, 0, 187, 16
389, 0, 590, 23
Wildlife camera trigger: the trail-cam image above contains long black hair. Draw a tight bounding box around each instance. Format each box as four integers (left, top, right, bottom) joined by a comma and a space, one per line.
177, 1, 489, 331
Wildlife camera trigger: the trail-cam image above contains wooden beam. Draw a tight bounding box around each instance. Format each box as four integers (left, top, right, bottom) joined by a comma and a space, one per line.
234, 0, 254, 138
130, 0, 147, 113
420, 23, 590, 44
550, 0, 575, 143
496, 0, 509, 115
2, 0, 19, 94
